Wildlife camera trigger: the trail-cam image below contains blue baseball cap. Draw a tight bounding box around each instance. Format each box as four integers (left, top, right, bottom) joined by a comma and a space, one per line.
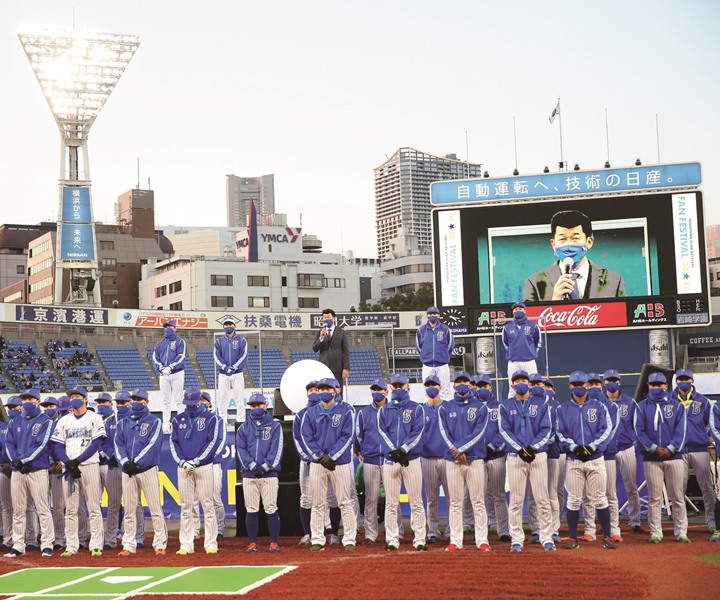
67, 386, 88, 398
648, 372, 667, 384
476, 374, 492, 386
529, 373, 544, 383
675, 368, 694, 380
543, 378, 555, 388
453, 371, 471, 383
19, 388, 41, 401
510, 370, 529, 382
569, 371, 588, 384
370, 378, 388, 391
603, 369, 621, 381
5, 395, 22, 407
512, 301, 526, 310
587, 372, 603, 383
390, 373, 409, 386
40, 396, 58, 407
130, 388, 149, 401
317, 378, 338, 389
426, 306, 439, 314
56, 395, 71, 411
424, 375, 441, 386
305, 380, 319, 390
247, 393, 268, 406
114, 390, 132, 403
95, 392, 113, 403
200, 391, 212, 402
163, 319, 177, 328
182, 388, 201, 405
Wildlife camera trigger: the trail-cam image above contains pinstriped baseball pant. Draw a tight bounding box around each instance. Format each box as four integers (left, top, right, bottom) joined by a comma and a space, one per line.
10, 471, 54, 553
448, 460, 487, 548
383, 459, 426, 548
121, 467, 167, 552
180, 464, 217, 552
309, 462, 356, 547
100, 465, 123, 547
507, 453, 553, 546
64, 463, 103, 553
421, 457, 450, 540
485, 456, 509, 537
645, 459, 688, 539
684, 452, 716, 528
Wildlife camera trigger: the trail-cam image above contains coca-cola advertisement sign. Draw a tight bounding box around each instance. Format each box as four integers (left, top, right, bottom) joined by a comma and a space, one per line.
525, 303, 628, 330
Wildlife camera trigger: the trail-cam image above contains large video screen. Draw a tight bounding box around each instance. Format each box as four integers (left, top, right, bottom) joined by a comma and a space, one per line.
432, 191, 709, 333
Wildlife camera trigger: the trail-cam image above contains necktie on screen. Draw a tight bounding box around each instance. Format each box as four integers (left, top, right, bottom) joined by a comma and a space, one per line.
570, 273, 582, 300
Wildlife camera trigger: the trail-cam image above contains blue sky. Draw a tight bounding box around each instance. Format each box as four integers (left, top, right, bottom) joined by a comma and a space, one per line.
1, 1, 718, 258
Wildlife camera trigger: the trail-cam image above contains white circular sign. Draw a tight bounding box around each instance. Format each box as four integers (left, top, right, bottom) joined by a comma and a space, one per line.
280, 360, 334, 413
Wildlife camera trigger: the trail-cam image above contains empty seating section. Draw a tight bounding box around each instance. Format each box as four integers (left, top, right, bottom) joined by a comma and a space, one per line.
97, 347, 154, 391
290, 348, 382, 385
196, 350, 217, 387
245, 348, 287, 388
146, 347, 201, 388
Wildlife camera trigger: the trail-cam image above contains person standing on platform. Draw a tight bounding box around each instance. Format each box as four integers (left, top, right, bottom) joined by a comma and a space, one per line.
416, 307, 455, 401
502, 302, 541, 395
312, 309, 350, 385
213, 318, 248, 424
152, 319, 187, 433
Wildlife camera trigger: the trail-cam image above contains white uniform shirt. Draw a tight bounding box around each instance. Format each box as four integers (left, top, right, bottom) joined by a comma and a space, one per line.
51, 410, 106, 464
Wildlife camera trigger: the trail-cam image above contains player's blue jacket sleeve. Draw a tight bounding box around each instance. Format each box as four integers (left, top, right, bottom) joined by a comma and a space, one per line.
214, 335, 248, 374
263, 422, 284, 471
528, 401, 553, 451
498, 403, 523, 452
235, 424, 255, 470
328, 409, 354, 462
114, 421, 131, 465
300, 411, 321, 461
709, 402, 720, 446
134, 419, 163, 471
292, 408, 311, 462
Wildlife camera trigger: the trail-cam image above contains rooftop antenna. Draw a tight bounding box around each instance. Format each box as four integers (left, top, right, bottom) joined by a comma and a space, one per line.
513, 117, 519, 174
465, 130, 470, 178
137, 157, 140, 190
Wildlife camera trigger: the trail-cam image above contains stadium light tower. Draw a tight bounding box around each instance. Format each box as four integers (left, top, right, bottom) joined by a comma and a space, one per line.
18, 29, 140, 306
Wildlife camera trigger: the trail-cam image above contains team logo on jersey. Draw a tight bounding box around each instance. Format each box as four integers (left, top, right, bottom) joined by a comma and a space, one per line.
467, 407, 477, 421
437, 331, 445, 341
663, 405, 674, 419
692, 401, 702, 415
140, 423, 150, 437
32, 423, 42, 436
198, 418, 207, 431
232, 340, 239, 349
523, 326, 533, 335
587, 408, 598, 422
489, 407, 498, 421
620, 404, 629, 418
403, 409, 413, 424
170, 341, 177, 350
529, 404, 538, 417
262, 427, 271, 440
332, 413, 342, 427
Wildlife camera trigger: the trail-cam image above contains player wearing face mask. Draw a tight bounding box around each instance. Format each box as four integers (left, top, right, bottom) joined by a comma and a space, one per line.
502, 302, 541, 396
0, 397, 23, 552
416, 307, 455, 401
213, 318, 248, 425
93, 393, 121, 551
114, 389, 166, 557
634, 372, 688, 543
40, 396, 69, 550
151, 319, 187, 433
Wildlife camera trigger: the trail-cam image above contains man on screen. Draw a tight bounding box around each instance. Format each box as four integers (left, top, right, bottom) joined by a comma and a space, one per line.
524, 210, 626, 302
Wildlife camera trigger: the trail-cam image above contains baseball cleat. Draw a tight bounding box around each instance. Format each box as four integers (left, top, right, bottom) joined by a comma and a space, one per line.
602, 538, 617, 550
510, 544, 523, 553
176, 549, 189, 555
478, 543, 492, 552
328, 534, 341, 546
499, 534, 511, 543
710, 530, 720, 542
41, 548, 53, 557
415, 544, 427, 551
445, 544, 459, 552
53, 544, 64, 551
310, 544, 325, 552
647, 536, 661, 544
344, 544, 356, 552
3, 549, 23, 557
385, 544, 398, 551
563, 539, 579, 550
427, 535, 439, 544
581, 533, 596, 542
90, 549, 102, 557
269, 543, 280, 553
60, 550, 76, 557
676, 535, 691, 543
155, 549, 166, 556
245, 543, 259, 554
298, 534, 311, 545
530, 533, 540, 544
611, 534, 623, 543
26, 545, 38, 552
206, 548, 218, 554
543, 542, 557, 551
631, 525, 645, 534
103, 544, 112, 550
551, 534, 562, 543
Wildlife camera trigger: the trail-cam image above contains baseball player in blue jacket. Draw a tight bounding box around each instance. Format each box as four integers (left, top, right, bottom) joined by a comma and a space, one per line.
300, 378, 357, 551
439, 372, 490, 551
94, 392, 122, 550
114, 388, 167, 556
603, 369, 644, 534
152, 319, 187, 432
213, 318, 248, 424
196, 391, 227, 540
0, 397, 22, 552
707, 401, 720, 542
378, 373, 427, 551
634, 371, 688, 543
3, 389, 54, 557
502, 303, 541, 394
236, 393, 284, 553
498, 370, 555, 552
416, 306, 455, 400
671, 368, 715, 533
354, 378, 390, 544
170, 388, 221, 555
556, 371, 615, 550
293, 380, 319, 545
420, 375, 451, 543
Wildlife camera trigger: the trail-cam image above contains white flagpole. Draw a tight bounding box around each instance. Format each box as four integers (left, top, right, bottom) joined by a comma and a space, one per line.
557, 97, 564, 170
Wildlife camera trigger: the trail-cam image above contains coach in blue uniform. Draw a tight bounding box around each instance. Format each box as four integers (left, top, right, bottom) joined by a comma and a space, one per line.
152, 319, 187, 431
300, 378, 357, 551
634, 372, 689, 543
707, 402, 720, 542
556, 372, 615, 550
236, 393, 284, 553
213, 318, 248, 424
4, 389, 54, 557
416, 307, 455, 400
502, 303, 541, 394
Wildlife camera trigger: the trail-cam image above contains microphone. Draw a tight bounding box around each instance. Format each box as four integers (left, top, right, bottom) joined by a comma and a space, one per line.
562, 257, 574, 300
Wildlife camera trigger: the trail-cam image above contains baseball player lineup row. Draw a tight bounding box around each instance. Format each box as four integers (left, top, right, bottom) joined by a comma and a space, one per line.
1, 364, 719, 558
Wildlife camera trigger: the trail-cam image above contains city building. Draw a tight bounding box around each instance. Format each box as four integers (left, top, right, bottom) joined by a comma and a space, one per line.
374, 147, 482, 260
379, 228, 433, 297
0, 223, 57, 303
226, 174, 275, 228
706, 224, 720, 260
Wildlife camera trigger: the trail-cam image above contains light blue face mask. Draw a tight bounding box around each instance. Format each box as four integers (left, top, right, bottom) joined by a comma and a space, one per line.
554, 244, 588, 269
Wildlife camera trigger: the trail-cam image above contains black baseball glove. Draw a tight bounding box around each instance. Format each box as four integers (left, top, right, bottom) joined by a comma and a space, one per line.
318, 454, 336, 471
518, 447, 535, 463
123, 461, 141, 475
389, 448, 410, 467
20, 462, 33, 474
574, 446, 593, 462
252, 465, 266, 478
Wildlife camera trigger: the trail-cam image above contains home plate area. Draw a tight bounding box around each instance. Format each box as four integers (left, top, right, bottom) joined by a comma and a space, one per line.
0, 566, 295, 599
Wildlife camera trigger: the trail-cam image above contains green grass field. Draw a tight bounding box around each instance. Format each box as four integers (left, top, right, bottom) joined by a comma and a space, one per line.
0, 565, 295, 599
690, 553, 720, 566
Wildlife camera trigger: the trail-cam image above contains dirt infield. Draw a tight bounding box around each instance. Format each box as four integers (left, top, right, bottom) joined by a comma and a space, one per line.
0, 523, 718, 599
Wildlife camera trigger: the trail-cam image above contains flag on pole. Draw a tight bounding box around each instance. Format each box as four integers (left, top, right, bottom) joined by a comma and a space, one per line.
549, 100, 560, 124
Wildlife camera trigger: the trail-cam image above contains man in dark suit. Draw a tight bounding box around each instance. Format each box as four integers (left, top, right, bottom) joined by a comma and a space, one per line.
524, 210, 626, 302
312, 308, 350, 384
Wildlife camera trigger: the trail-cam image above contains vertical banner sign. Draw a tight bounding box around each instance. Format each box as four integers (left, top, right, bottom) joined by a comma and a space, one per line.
60, 223, 96, 260
438, 210, 464, 306
61, 186, 92, 222
672, 192, 701, 294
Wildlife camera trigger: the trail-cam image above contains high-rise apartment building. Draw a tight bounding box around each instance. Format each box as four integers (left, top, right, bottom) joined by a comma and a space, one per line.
226, 174, 275, 228
374, 148, 482, 259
